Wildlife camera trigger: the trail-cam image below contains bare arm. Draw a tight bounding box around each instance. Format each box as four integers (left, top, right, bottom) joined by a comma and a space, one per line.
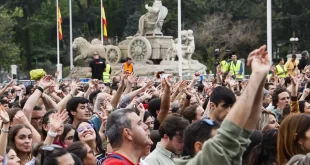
23, 90, 43, 121
157, 78, 171, 124
0, 123, 9, 156
0, 80, 13, 96
111, 77, 126, 109
23, 76, 54, 121
56, 93, 74, 110
178, 96, 190, 115
123, 81, 132, 95
243, 75, 265, 130
226, 45, 270, 129
41, 94, 58, 110
49, 92, 62, 103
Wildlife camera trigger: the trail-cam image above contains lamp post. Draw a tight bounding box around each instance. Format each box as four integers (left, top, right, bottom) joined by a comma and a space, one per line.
290, 32, 299, 54
276, 41, 284, 59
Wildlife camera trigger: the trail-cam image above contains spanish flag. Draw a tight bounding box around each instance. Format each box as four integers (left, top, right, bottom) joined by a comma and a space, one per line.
58, 5, 63, 40
102, 4, 107, 39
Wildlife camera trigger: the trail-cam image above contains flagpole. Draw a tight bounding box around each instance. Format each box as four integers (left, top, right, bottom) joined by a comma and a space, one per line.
177, 0, 182, 80
267, 0, 272, 64
69, 0, 73, 70
56, 0, 60, 80
101, 0, 103, 44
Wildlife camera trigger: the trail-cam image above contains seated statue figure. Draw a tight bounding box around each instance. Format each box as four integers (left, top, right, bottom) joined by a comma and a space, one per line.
136, 0, 168, 36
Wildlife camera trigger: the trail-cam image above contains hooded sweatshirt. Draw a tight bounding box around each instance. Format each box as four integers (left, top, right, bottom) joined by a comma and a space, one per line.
174, 119, 252, 165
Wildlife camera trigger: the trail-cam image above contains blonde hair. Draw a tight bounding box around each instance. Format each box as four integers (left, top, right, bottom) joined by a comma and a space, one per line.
257, 109, 276, 132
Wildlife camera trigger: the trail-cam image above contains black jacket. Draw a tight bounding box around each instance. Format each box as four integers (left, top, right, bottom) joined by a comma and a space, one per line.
298, 58, 308, 71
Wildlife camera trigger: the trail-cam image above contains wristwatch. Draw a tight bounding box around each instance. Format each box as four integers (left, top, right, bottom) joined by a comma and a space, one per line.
48, 130, 57, 137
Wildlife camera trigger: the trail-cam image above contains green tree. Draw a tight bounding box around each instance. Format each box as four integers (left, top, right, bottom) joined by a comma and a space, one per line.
0, 8, 21, 71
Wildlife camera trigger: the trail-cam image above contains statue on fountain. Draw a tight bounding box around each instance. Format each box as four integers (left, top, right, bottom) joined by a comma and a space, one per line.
136, 0, 168, 36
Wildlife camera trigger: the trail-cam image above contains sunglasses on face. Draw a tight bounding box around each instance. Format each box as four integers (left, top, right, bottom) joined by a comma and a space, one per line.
77, 124, 93, 133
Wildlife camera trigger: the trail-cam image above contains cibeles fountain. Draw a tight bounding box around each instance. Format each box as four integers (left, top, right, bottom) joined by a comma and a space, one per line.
70, 0, 206, 78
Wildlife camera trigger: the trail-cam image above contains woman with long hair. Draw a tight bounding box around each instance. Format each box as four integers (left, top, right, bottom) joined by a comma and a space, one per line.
257, 110, 279, 133
277, 114, 310, 164
59, 124, 75, 148
41, 110, 67, 147
246, 129, 278, 165
8, 125, 33, 165
74, 121, 105, 164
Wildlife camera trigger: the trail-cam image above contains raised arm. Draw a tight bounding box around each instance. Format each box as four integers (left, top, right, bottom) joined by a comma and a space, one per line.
0, 107, 9, 157
157, 78, 171, 124
0, 80, 14, 96
187, 45, 270, 165
226, 45, 270, 128
23, 76, 54, 121
110, 74, 127, 109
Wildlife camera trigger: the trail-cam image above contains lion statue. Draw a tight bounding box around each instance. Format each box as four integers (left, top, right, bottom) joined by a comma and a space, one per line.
72, 37, 106, 61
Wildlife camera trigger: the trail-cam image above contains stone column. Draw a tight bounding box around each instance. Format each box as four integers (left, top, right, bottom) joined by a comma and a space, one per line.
10, 65, 18, 79
56, 63, 63, 81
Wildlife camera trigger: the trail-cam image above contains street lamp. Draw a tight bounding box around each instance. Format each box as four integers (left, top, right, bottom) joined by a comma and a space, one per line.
290, 32, 299, 54
276, 41, 284, 59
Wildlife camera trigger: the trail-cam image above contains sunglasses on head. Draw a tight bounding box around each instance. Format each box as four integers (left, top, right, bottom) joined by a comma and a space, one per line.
77, 124, 93, 133
41, 144, 62, 165
201, 118, 215, 126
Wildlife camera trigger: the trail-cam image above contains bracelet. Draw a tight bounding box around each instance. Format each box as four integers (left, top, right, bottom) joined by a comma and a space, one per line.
48, 130, 57, 137
69, 93, 74, 98
2, 122, 9, 124
37, 86, 44, 93
1, 129, 9, 133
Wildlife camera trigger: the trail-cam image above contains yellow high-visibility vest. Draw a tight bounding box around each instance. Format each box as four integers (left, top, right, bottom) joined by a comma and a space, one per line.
220, 60, 229, 73
229, 60, 243, 79
103, 64, 111, 83
276, 64, 287, 78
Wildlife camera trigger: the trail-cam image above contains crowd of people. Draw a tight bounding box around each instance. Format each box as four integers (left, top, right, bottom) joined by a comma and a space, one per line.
1, 45, 310, 165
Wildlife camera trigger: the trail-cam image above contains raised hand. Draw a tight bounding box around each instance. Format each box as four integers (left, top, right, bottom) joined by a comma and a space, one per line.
303, 88, 310, 98
143, 90, 153, 100
49, 109, 68, 130
0, 106, 9, 123
178, 80, 188, 93
247, 45, 270, 74
290, 75, 299, 86
136, 103, 145, 114
193, 72, 201, 81
39, 75, 55, 90
6, 75, 15, 87
143, 80, 154, 90
162, 77, 171, 90
13, 111, 30, 125
127, 73, 137, 84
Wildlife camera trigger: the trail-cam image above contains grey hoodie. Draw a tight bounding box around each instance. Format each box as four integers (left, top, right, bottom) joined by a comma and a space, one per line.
174, 119, 252, 165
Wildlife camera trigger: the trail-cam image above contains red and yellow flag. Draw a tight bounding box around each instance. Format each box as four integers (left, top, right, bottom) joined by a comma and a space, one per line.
58, 5, 63, 40
102, 4, 108, 39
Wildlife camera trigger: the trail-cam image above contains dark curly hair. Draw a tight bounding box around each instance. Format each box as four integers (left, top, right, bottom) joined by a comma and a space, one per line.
272, 87, 289, 108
